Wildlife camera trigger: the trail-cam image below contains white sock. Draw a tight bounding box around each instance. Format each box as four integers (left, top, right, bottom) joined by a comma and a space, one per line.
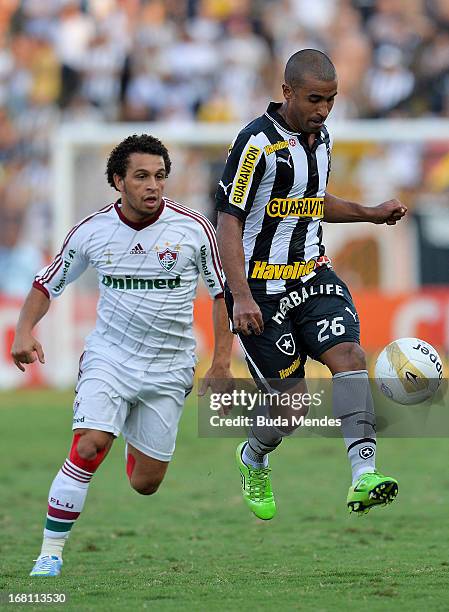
242, 443, 268, 468
39, 458, 93, 561
40, 536, 67, 559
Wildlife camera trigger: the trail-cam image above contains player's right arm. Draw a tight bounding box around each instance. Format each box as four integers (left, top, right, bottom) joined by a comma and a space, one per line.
11, 287, 49, 371
215, 131, 267, 336
11, 224, 89, 371
216, 213, 263, 336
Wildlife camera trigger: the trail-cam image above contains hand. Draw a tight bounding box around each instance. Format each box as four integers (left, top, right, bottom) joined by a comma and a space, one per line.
371, 199, 407, 225
233, 295, 264, 336
198, 364, 234, 415
11, 332, 45, 372
198, 363, 234, 395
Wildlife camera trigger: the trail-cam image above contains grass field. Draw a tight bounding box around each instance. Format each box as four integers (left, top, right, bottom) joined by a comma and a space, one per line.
1, 389, 449, 611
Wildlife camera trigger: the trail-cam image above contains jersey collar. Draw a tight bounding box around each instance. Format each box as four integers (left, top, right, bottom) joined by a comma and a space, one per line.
265, 102, 326, 144
114, 198, 165, 230
265, 102, 299, 134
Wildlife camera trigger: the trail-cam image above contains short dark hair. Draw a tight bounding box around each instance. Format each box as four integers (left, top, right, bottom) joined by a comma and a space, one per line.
106, 134, 171, 191
284, 49, 336, 89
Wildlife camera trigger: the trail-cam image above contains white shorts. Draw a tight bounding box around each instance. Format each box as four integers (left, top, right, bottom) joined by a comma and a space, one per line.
72, 351, 194, 462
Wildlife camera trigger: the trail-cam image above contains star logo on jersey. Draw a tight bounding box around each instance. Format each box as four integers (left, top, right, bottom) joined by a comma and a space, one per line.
157, 247, 179, 272
275, 333, 296, 356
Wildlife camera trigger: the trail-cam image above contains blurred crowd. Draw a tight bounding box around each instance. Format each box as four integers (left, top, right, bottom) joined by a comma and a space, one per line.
1, 0, 449, 296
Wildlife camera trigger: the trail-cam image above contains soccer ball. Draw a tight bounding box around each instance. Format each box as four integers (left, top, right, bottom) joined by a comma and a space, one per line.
375, 337, 443, 405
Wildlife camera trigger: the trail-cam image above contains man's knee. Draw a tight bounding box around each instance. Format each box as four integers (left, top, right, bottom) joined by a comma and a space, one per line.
130, 475, 163, 496
322, 342, 366, 373
70, 430, 112, 471
339, 343, 366, 370
126, 446, 169, 495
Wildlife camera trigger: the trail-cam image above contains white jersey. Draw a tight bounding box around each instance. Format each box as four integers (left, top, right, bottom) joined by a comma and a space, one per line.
34, 198, 225, 370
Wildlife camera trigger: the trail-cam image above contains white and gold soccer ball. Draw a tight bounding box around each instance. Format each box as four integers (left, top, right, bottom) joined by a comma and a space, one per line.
375, 337, 443, 405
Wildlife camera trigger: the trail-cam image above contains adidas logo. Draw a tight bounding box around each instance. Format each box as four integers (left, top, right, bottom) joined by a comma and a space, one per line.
130, 243, 146, 254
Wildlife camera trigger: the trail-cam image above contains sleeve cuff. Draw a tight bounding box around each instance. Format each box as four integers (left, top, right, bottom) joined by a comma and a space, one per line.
214, 292, 224, 299
33, 281, 50, 299
215, 205, 246, 222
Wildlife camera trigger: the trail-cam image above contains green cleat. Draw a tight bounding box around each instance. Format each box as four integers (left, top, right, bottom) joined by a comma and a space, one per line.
236, 442, 276, 520
347, 471, 398, 515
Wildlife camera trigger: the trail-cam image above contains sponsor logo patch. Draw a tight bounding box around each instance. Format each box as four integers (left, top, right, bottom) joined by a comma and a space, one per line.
251, 260, 316, 280
53, 249, 76, 293
264, 140, 289, 155
276, 333, 296, 356
102, 275, 181, 290
279, 356, 301, 379
200, 245, 216, 288
266, 197, 324, 218
130, 243, 146, 254
272, 283, 344, 324
231, 145, 262, 207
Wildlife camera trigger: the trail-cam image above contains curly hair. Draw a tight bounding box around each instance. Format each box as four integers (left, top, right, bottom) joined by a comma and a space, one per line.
106, 134, 172, 191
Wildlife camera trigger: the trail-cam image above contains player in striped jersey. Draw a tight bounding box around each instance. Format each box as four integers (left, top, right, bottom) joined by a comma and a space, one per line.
216, 49, 407, 519
11, 134, 233, 576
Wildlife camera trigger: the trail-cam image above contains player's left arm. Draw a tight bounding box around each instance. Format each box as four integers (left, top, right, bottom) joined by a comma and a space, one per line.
195, 222, 234, 396
323, 192, 407, 225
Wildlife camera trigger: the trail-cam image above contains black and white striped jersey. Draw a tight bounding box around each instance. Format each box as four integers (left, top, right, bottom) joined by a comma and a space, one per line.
216, 101, 332, 296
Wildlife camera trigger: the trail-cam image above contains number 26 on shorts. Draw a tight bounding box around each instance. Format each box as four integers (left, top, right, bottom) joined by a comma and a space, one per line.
316, 316, 346, 343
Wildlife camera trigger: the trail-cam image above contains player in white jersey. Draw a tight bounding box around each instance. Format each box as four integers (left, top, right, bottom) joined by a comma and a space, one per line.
11, 134, 234, 577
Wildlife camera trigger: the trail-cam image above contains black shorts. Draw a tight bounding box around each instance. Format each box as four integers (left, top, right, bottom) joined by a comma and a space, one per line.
225, 268, 360, 390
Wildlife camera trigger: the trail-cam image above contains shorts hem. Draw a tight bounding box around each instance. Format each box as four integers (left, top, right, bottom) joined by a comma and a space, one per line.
72, 421, 121, 437
124, 435, 173, 463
